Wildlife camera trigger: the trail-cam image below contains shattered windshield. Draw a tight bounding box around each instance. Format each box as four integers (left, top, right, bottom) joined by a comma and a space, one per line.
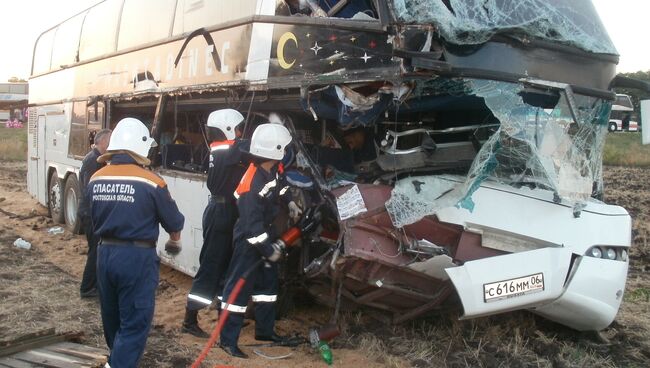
391, 0, 616, 55
386, 79, 611, 228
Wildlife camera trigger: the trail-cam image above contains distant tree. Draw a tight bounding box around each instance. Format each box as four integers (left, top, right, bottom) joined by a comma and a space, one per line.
7, 77, 27, 83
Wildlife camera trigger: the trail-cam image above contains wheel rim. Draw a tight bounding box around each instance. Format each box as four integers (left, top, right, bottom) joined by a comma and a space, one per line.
65, 187, 77, 226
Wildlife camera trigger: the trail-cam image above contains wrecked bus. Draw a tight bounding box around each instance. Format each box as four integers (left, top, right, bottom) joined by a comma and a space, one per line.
27, 0, 631, 331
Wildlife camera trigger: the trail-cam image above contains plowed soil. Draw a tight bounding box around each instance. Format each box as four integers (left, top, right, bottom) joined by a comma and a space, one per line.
1, 161, 649, 367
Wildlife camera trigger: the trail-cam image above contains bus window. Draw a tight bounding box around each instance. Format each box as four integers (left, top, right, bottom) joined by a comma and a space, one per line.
117, 0, 177, 51
32, 28, 56, 74
88, 102, 105, 133
51, 12, 86, 69
615, 95, 634, 109
172, 0, 257, 35
69, 101, 89, 158
8, 84, 28, 94
79, 0, 122, 61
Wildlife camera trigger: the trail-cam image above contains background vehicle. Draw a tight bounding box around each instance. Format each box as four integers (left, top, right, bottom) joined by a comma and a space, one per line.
27, 0, 632, 331
0, 82, 28, 122
609, 94, 639, 131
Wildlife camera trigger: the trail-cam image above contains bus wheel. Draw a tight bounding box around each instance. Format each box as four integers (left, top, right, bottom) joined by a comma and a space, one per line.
608, 122, 617, 132
64, 175, 82, 234
48, 172, 65, 224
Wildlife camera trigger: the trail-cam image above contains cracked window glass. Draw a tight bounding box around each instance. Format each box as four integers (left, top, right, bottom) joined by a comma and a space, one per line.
391, 0, 616, 54
386, 79, 611, 228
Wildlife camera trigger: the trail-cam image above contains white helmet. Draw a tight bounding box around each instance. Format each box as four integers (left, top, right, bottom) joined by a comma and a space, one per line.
106, 118, 157, 159
207, 109, 244, 140
250, 123, 292, 160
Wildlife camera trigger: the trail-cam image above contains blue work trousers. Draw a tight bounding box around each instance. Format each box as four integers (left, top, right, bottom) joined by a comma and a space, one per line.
97, 244, 159, 368
220, 242, 278, 348
186, 199, 236, 310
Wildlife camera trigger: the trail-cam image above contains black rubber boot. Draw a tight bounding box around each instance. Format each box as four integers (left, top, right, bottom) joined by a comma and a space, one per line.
181, 308, 210, 338
219, 343, 248, 359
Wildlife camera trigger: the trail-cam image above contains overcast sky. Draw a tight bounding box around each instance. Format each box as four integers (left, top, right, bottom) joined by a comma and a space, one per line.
0, 0, 648, 81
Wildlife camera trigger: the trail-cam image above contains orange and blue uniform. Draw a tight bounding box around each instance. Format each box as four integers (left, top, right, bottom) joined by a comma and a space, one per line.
186, 139, 247, 311
219, 162, 291, 349
88, 153, 184, 367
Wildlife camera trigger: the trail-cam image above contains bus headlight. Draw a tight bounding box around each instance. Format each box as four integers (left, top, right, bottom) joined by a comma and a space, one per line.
586, 246, 628, 261
589, 247, 602, 258
620, 249, 628, 262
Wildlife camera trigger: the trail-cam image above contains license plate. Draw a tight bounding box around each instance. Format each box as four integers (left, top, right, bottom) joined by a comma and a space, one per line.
483, 273, 544, 303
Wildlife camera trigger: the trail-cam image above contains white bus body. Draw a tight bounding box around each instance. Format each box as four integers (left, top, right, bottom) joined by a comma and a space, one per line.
27, 0, 632, 330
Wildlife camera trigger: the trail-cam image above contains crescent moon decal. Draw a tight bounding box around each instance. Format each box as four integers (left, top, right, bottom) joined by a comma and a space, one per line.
277, 32, 298, 69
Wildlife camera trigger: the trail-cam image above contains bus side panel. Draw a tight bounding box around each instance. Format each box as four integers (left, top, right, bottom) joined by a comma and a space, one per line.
27, 109, 47, 205
156, 174, 210, 277
27, 108, 39, 199
41, 103, 81, 179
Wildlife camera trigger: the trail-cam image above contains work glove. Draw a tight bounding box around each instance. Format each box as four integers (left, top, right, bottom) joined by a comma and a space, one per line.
266, 240, 285, 263
165, 239, 182, 255
288, 201, 303, 223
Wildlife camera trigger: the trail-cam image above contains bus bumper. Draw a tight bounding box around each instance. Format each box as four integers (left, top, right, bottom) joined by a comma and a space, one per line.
446, 247, 628, 331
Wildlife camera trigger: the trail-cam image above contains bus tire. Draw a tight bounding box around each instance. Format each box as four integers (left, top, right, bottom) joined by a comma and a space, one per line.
608, 122, 617, 132
48, 172, 65, 224
63, 175, 82, 234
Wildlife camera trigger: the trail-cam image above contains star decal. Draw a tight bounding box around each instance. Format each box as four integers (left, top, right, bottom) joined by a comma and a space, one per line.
310, 42, 323, 55
306, 33, 311, 38
360, 52, 372, 63
329, 60, 335, 65
350, 36, 357, 42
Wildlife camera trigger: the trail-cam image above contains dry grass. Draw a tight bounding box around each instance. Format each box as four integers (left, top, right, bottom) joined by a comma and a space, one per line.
339, 308, 650, 368
0, 126, 27, 161
603, 132, 650, 167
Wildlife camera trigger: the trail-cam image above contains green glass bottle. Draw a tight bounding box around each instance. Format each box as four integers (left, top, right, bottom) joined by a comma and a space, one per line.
318, 341, 333, 365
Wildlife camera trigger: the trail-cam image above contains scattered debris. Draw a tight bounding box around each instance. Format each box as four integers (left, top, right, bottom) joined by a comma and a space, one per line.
47, 226, 65, 235
0, 328, 107, 367
253, 349, 294, 360
12, 238, 31, 250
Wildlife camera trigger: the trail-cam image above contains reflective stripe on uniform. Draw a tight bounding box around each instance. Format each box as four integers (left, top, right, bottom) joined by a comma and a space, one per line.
247, 232, 269, 244
279, 186, 289, 196
221, 302, 247, 313
188, 294, 213, 306
252, 294, 277, 303
258, 179, 277, 197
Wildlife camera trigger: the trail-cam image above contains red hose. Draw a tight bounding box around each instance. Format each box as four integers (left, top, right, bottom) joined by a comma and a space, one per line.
191, 259, 263, 368
191, 278, 245, 368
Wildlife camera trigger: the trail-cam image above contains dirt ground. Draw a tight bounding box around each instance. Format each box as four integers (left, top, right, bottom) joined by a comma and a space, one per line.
1, 161, 649, 367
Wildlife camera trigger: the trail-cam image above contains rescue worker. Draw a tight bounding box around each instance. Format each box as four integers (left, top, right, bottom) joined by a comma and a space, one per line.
218, 123, 294, 358
88, 118, 184, 367
181, 109, 248, 338
79, 128, 111, 298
